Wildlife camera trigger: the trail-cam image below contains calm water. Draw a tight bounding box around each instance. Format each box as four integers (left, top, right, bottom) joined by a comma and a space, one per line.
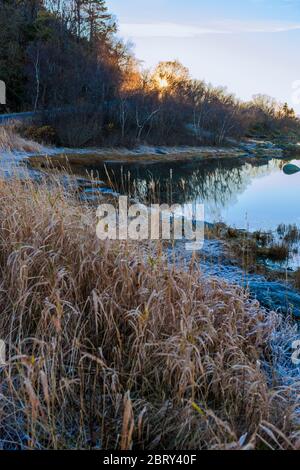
72, 156, 300, 232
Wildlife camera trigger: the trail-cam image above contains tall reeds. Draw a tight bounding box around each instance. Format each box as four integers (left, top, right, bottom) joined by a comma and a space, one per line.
0, 176, 299, 450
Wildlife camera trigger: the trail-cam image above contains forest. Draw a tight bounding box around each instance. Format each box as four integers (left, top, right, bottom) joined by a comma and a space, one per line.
0, 0, 299, 147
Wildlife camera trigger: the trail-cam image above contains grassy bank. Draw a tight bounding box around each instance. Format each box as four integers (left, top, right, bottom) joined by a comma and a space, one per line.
27, 145, 248, 171
0, 176, 299, 450
0, 123, 42, 154
206, 223, 300, 290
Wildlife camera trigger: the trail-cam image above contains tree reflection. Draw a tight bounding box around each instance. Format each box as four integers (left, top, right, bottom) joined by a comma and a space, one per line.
99, 158, 281, 214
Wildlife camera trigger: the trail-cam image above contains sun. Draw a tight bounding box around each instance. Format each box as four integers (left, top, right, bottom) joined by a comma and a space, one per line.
152, 73, 169, 91
157, 77, 169, 89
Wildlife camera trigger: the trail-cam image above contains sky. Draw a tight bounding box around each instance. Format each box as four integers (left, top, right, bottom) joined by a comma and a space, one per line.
108, 0, 300, 113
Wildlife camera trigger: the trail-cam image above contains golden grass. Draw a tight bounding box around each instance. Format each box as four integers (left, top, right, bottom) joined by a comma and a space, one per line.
0, 122, 42, 153
0, 176, 299, 450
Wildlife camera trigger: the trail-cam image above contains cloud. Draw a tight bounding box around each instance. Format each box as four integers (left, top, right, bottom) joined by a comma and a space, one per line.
119, 20, 300, 38
119, 23, 228, 38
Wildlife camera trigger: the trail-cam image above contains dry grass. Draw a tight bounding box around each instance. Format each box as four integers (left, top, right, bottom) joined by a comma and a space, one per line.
0, 122, 42, 153
0, 176, 299, 450
209, 224, 291, 269
27, 145, 246, 170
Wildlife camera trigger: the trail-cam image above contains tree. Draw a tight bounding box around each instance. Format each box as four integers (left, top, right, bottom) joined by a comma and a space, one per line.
73, 0, 86, 38
83, 0, 116, 42
0, 0, 27, 110
280, 102, 296, 119
252, 94, 278, 117
1, 0, 299, 146
151, 60, 190, 98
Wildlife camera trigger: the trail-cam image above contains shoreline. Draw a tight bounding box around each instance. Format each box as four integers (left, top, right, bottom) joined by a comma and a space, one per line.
25, 138, 292, 169
27, 145, 249, 168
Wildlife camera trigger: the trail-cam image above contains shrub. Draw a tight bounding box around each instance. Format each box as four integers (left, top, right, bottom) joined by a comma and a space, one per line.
24, 125, 57, 145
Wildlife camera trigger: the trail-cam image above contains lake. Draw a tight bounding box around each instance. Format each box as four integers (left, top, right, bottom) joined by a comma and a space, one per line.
67, 155, 300, 233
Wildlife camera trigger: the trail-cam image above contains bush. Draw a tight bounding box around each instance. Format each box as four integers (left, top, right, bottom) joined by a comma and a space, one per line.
24, 125, 57, 145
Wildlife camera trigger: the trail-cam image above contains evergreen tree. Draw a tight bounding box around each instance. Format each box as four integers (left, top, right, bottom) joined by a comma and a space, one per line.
83, 0, 116, 42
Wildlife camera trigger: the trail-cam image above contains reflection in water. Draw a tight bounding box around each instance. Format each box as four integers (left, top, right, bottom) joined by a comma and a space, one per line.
77, 156, 294, 231
79, 157, 276, 203
20, 150, 299, 232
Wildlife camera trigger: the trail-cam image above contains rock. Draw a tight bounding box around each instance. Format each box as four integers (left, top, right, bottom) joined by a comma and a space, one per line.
283, 163, 300, 175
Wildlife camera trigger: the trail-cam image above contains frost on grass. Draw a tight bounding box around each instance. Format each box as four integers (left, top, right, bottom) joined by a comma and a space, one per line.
0, 177, 299, 450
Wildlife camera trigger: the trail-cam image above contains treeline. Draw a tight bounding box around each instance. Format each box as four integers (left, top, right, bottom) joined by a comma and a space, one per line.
0, 0, 299, 147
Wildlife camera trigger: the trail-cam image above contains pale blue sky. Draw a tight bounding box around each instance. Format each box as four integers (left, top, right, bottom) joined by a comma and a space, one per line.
108, 0, 300, 113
